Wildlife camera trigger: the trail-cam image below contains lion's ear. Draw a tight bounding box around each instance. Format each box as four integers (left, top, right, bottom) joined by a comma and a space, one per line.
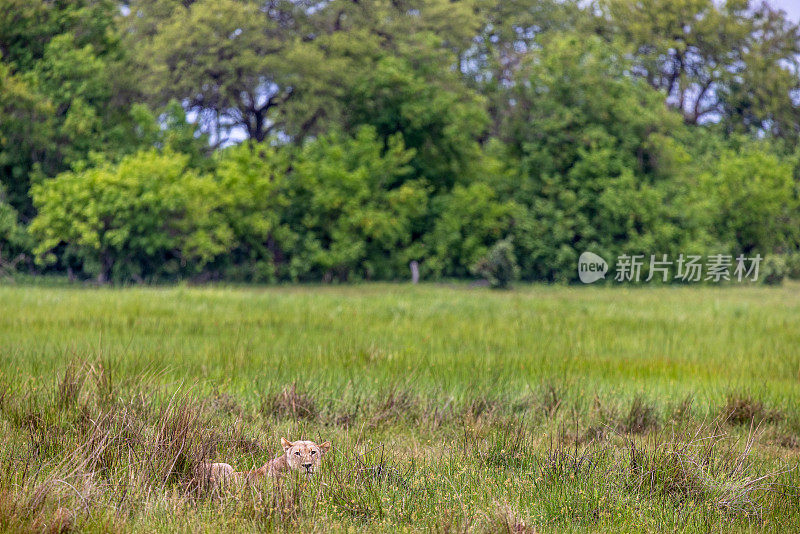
319, 441, 331, 455
281, 437, 293, 452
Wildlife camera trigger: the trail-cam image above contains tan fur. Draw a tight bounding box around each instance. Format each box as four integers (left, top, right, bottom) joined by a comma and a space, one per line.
271, 438, 331, 477
200, 462, 237, 486
51, 507, 74, 531
200, 438, 331, 488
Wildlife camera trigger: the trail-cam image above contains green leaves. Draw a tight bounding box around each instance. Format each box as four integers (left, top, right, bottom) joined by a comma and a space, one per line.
425, 183, 517, 279
0, 183, 28, 269
699, 144, 798, 255
4, 0, 800, 283
494, 34, 714, 281
0, 0, 141, 218
282, 127, 422, 281
471, 237, 521, 289
133, 0, 305, 143
599, 0, 800, 141
27, 127, 427, 283
30, 150, 232, 282
0, 61, 52, 214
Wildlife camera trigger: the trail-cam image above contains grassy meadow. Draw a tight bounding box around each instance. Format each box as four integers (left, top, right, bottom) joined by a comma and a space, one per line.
0, 283, 799, 532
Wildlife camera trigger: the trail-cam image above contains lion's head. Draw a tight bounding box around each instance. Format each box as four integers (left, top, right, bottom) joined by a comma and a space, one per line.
281, 437, 331, 475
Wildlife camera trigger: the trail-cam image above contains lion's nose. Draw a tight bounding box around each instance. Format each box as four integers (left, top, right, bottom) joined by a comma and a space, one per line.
302, 462, 313, 469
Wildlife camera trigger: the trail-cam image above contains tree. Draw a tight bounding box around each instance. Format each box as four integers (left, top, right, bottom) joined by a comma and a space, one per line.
722, 6, 800, 141
699, 143, 798, 254
30, 150, 232, 283
285, 1, 491, 190
424, 182, 517, 278
598, 0, 800, 140
0, 183, 29, 273
130, 0, 491, 191
211, 141, 293, 281
130, 0, 308, 144
281, 126, 427, 281
337, 52, 489, 192
0, 0, 141, 218
498, 34, 711, 281
130, 100, 214, 171
465, 0, 584, 135
0, 61, 52, 217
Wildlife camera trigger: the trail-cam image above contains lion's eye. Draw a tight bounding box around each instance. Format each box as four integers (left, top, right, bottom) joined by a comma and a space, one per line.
311, 450, 316, 455
295, 451, 301, 456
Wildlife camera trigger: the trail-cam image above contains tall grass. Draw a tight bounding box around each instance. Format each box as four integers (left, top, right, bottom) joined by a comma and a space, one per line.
0, 283, 798, 531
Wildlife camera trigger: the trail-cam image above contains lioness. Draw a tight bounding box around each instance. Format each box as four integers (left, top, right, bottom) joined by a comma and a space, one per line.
266, 437, 331, 477
201, 437, 331, 486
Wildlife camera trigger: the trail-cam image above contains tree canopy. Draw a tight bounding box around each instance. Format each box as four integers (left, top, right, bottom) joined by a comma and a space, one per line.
1, 0, 799, 282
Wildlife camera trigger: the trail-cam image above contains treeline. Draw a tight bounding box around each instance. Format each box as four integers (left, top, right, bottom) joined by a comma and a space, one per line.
1, 0, 800, 283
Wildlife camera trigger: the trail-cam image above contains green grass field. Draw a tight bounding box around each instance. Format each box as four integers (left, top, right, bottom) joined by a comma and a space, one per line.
0, 283, 799, 532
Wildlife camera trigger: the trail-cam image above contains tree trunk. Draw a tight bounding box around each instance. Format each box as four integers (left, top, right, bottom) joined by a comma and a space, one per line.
97, 252, 113, 284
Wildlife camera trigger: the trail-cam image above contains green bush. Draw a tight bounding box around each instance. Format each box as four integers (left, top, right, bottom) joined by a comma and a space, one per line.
761, 255, 787, 286
281, 126, 427, 281
30, 150, 232, 282
471, 238, 520, 289
786, 253, 800, 280
424, 183, 517, 279
209, 142, 292, 282
699, 145, 798, 255
0, 184, 31, 272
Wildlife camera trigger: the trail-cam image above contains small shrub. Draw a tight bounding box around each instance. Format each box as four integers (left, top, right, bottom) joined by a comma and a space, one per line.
471, 238, 520, 289
623, 423, 781, 517
777, 432, 800, 449
760, 255, 787, 285
786, 252, 800, 280
582, 395, 618, 442
50, 507, 75, 534
625, 439, 707, 503
211, 391, 244, 417
669, 395, 694, 423
538, 382, 563, 418
56, 362, 87, 410
149, 400, 218, 485
463, 395, 502, 421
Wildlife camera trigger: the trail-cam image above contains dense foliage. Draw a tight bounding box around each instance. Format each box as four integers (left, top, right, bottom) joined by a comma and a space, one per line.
2, 0, 800, 283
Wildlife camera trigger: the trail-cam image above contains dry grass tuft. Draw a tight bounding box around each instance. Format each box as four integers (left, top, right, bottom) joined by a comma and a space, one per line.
623, 423, 789, 517
261, 385, 317, 420
720, 395, 782, 426
368, 389, 419, 428
621, 396, 659, 434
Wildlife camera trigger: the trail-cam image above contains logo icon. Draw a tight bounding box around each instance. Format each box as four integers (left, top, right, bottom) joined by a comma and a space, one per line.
578, 252, 608, 284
